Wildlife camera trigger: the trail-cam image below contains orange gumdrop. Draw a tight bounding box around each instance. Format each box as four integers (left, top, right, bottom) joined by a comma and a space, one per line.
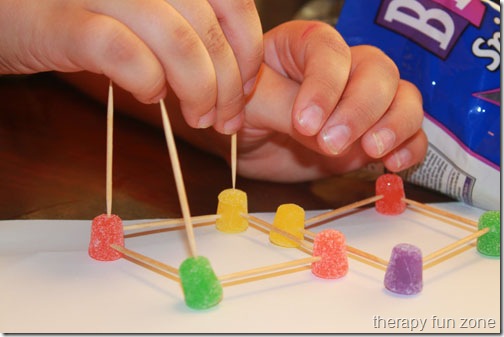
311, 229, 348, 279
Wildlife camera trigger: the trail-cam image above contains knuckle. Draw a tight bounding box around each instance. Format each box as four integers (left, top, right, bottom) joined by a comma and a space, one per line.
79, 15, 138, 66
363, 45, 400, 79
235, 0, 258, 15
203, 22, 229, 56
172, 24, 203, 56
304, 21, 351, 60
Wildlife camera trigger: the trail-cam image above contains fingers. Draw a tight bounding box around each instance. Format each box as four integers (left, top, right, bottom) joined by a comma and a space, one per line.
360, 79, 424, 159
247, 60, 426, 173
58, 9, 168, 104
317, 45, 401, 155
167, 0, 255, 133
263, 21, 352, 137
382, 129, 428, 172
1, 0, 257, 134
85, 0, 222, 129
208, 0, 263, 96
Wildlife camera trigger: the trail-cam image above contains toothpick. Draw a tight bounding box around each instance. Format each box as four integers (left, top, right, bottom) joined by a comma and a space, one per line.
221, 265, 312, 287
106, 80, 114, 217
231, 133, 237, 189
305, 195, 384, 226
123, 214, 220, 231
159, 99, 197, 257
347, 252, 387, 271
423, 227, 489, 263
219, 256, 320, 282
110, 244, 180, 282
403, 198, 478, 228
245, 214, 314, 251
423, 244, 475, 270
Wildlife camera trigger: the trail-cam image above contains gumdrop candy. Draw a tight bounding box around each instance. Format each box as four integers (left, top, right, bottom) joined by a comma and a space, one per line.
477, 210, 500, 257
216, 188, 248, 233
270, 204, 305, 248
88, 213, 124, 261
384, 243, 422, 295
375, 174, 406, 215
179, 256, 223, 310
311, 229, 348, 279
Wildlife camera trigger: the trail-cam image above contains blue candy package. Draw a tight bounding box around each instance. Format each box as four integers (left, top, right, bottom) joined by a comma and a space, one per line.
337, 0, 500, 210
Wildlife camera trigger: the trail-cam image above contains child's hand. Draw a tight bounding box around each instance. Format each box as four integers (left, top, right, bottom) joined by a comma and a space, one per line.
240, 20, 427, 181
0, 0, 262, 134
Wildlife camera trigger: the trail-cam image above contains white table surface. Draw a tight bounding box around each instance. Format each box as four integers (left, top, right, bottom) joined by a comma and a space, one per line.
0, 202, 500, 333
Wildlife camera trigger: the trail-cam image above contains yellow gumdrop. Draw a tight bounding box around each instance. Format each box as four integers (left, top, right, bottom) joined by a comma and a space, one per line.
270, 204, 305, 248
216, 188, 248, 233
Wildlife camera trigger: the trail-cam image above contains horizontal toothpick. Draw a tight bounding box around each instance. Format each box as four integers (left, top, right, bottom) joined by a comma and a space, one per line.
110, 244, 180, 282
403, 198, 478, 229
423, 227, 489, 263
245, 214, 313, 251
221, 265, 311, 288
423, 243, 475, 270
219, 256, 320, 282
305, 195, 384, 226
347, 252, 387, 271
123, 214, 220, 231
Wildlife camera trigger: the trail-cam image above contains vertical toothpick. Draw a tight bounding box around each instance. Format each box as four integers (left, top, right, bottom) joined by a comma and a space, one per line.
231, 133, 237, 189
159, 99, 197, 257
106, 80, 114, 217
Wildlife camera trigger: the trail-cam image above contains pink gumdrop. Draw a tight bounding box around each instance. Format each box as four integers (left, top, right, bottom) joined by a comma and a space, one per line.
311, 229, 348, 279
375, 174, 406, 215
88, 214, 124, 261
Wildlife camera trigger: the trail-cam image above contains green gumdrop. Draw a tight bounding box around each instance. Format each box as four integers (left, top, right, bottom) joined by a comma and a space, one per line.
179, 256, 223, 310
477, 211, 500, 257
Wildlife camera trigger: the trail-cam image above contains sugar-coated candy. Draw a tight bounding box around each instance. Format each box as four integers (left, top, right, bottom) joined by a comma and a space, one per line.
384, 243, 422, 295
270, 204, 305, 248
375, 174, 406, 215
179, 256, 223, 310
311, 229, 348, 279
216, 188, 248, 233
88, 213, 124, 261
477, 210, 500, 257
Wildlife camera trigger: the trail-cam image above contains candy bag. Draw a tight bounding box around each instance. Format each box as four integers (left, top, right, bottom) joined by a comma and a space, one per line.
337, 0, 501, 210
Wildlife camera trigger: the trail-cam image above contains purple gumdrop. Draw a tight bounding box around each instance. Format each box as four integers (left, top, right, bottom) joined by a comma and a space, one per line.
384, 243, 422, 295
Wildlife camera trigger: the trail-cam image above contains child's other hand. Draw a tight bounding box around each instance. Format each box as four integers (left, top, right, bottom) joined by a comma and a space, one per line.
242, 20, 427, 181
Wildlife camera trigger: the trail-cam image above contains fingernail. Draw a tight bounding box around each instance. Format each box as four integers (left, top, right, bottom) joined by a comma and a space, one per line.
322, 125, 351, 154
297, 105, 324, 135
372, 128, 396, 156
223, 112, 244, 135
197, 108, 216, 128
392, 148, 412, 170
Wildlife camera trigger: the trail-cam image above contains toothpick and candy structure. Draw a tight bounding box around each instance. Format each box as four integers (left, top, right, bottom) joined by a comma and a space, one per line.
90, 88, 501, 309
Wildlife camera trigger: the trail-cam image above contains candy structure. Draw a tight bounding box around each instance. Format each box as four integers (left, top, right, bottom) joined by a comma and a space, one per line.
477, 210, 501, 257
88, 214, 124, 261
384, 243, 422, 295
375, 174, 406, 215
216, 188, 248, 233
270, 203, 305, 248
179, 256, 223, 310
311, 229, 348, 279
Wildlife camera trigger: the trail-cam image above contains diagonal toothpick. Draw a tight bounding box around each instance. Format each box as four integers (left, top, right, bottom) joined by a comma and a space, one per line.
159, 99, 197, 257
